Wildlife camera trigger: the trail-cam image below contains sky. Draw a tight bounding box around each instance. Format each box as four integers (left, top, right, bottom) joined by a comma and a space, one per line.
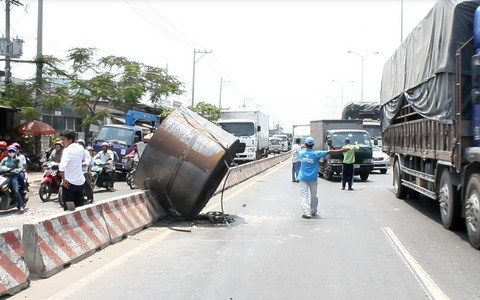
3, 0, 437, 132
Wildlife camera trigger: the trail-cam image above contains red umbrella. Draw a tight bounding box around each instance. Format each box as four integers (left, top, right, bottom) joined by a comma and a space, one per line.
16, 120, 56, 136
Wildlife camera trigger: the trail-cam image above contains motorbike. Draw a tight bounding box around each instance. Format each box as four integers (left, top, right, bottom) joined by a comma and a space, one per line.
125, 156, 138, 189
26, 153, 45, 172
92, 158, 113, 190
0, 166, 29, 211
39, 162, 62, 202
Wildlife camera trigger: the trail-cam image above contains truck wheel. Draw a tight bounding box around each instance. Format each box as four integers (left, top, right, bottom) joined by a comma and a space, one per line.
393, 160, 407, 199
438, 169, 461, 229
466, 174, 480, 248
360, 173, 369, 181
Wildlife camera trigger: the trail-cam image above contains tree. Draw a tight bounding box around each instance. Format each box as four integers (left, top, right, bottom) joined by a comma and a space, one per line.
187, 102, 221, 122
42, 47, 184, 138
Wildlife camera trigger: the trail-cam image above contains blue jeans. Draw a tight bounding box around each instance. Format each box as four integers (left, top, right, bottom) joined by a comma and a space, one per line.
9, 174, 24, 209
292, 161, 301, 181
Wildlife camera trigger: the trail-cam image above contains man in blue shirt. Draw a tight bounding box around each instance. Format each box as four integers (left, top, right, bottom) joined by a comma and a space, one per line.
298, 137, 347, 219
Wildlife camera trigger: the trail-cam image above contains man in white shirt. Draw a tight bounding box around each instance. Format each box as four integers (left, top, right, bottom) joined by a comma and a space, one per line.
59, 130, 86, 211
291, 138, 302, 182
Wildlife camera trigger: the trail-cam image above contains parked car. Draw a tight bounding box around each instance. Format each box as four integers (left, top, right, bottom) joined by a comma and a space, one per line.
372, 145, 389, 174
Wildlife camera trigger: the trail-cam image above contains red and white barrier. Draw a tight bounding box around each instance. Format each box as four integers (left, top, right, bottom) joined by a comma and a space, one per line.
22, 206, 110, 278
100, 192, 153, 243
0, 228, 29, 296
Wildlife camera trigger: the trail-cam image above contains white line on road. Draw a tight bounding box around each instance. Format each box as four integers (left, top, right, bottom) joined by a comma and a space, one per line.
46, 159, 288, 299
381, 227, 450, 300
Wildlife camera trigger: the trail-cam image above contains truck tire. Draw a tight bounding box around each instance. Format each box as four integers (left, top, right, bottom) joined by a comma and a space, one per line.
465, 174, 480, 248
360, 172, 369, 181
438, 169, 461, 229
324, 168, 333, 181
393, 160, 407, 199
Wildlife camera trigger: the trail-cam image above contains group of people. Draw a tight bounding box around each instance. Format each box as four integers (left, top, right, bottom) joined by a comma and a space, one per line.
0, 141, 29, 213
291, 137, 360, 219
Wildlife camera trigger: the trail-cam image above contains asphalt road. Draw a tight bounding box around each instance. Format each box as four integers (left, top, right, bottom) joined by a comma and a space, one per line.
0, 178, 137, 232
10, 161, 480, 300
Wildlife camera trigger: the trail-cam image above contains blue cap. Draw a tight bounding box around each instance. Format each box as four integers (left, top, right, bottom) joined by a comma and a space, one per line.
343, 137, 351, 143
305, 137, 315, 145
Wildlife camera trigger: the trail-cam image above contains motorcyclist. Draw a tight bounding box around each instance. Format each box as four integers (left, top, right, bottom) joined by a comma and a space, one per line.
78, 139, 93, 201
0, 146, 25, 213
11, 142, 29, 199
93, 142, 115, 192
0, 141, 7, 161
108, 142, 119, 165
49, 141, 63, 163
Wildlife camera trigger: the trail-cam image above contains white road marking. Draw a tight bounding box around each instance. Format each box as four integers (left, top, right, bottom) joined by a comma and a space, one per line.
47, 159, 288, 299
382, 227, 450, 300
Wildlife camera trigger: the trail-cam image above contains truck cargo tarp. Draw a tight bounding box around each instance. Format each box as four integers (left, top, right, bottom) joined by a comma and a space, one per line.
342, 102, 381, 120
380, 0, 480, 130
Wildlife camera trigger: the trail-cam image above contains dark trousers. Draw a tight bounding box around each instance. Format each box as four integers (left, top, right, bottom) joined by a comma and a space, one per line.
83, 173, 94, 200
62, 182, 85, 210
9, 174, 24, 209
342, 163, 354, 189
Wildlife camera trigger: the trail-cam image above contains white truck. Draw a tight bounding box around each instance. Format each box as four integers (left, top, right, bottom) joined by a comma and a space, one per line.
217, 110, 269, 162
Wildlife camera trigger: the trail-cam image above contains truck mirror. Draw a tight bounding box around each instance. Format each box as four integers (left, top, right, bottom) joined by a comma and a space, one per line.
257, 125, 261, 132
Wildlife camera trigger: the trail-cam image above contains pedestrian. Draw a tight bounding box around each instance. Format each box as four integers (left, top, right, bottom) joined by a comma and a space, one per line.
341, 137, 360, 191
58, 130, 87, 211
78, 139, 93, 202
298, 137, 347, 219
0, 146, 25, 213
291, 138, 301, 182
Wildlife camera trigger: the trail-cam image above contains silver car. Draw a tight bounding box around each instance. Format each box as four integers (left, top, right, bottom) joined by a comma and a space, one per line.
372, 145, 390, 174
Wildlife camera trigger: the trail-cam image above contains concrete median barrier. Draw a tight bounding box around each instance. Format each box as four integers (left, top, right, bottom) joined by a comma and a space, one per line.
22, 205, 110, 278
0, 228, 30, 296
100, 192, 157, 244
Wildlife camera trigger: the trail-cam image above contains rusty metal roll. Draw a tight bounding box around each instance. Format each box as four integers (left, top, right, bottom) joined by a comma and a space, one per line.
134, 107, 239, 219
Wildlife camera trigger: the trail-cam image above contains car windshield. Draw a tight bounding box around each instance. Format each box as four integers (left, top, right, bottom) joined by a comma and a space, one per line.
331, 132, 372, 148
273, 135, 287, 142
97, 127, 134, 145
220, 122, 255, 137
372, 145, 382, 151
269, 139, 281, 145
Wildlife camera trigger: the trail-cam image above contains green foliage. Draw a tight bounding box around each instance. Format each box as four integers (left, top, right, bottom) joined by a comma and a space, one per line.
19, 107, 41, 121
188, 102, 221, 122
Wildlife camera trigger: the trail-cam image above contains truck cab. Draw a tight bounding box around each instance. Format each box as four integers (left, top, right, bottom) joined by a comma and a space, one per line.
320, 129, 373, 181
218, 119, 266, 161
94, 124, 144, 172
272, 134, 289, 152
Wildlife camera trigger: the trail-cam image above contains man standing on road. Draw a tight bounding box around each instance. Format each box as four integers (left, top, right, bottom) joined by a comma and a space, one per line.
298, 137, 347, 219
58, 130, 86, 211
341, 138, 360, 191
291, 138, 301, 182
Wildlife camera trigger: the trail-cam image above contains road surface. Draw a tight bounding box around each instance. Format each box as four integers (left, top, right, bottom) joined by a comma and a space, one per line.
11, 160, 480, 299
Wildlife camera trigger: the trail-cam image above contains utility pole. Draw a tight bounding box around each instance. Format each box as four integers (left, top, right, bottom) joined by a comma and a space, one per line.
218, 77, 231, 108
35, 0, 43, 106
191, 48, 212, 107
5, 0, 11, 85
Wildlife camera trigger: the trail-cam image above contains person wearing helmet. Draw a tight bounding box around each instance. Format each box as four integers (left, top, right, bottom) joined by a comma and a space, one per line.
94, 141, 116, 191
11, 143, 28, 200
0, 146, 25, 212
49, 141, 63, 163
297, 137, 348, 219
341, 137, 360, 191
107, 142, 119, 165
0, 141, 7, 162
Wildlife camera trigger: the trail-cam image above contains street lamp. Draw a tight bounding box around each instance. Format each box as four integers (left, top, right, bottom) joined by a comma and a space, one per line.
332, 80, 354, 117
347, 50, 379, 102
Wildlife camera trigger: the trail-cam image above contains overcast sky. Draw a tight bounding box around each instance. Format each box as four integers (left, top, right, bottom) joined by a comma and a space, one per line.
4, 0, 437, 132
